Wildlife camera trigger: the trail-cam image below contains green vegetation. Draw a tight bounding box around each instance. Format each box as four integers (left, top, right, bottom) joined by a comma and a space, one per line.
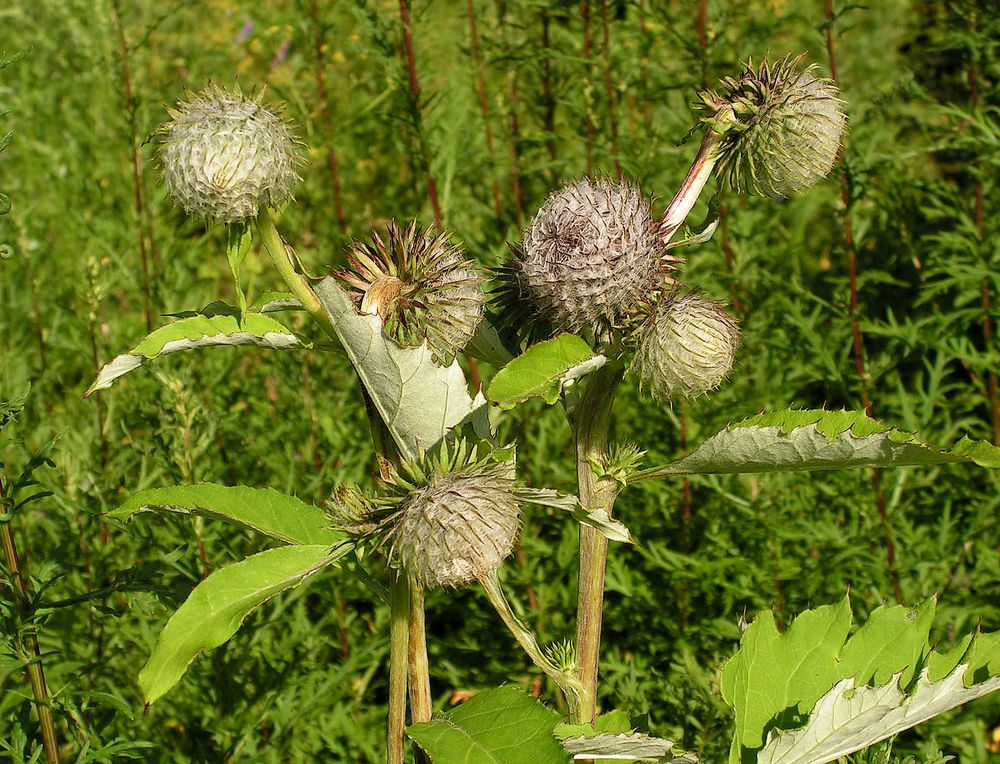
2, 1, 998, 762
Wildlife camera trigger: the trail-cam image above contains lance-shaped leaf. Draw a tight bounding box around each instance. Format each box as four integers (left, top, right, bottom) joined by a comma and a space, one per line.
487, 334, 606, 408
140, 544, 339, 705
86, 312, 302, 395
109, 484, 341, 546
519, 487, 634, 544
721, 596, 1000, 764
407, 686, 569, 764
314, 276, 482, 462
633, 408, 1000, 481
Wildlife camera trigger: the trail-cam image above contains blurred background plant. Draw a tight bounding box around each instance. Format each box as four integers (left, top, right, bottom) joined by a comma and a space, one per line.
0, 0, 997, 761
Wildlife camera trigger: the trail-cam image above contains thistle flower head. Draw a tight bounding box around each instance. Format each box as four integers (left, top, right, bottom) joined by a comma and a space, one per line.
334, 222, 485, 365
701, 55, 846, 198
500, 178, 664, 340
159, 85, 301, 225
630, 291, 740, 400
331, 441, 522, 590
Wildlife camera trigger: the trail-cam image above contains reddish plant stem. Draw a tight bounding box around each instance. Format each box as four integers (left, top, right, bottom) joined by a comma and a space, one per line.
825, 0, 903, 604
1, 482, 61, 763
466, 0, 504, 232
581, 0, 595, 175
599, 0, 621, 178
540, 7, 558, 166
308, 0, 348, 237
966, 29, 1000, 444
398, 0, 443, 227
109, 0, 155, 332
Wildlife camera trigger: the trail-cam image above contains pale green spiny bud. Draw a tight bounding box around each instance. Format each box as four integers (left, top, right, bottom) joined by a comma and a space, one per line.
159, 85, 301, 225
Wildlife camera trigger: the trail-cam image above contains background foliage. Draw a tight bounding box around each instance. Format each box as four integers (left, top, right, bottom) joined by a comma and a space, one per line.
0, 0, 997, 761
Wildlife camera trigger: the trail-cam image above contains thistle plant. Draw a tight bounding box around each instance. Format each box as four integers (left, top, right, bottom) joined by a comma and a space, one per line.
86, 56, 1000, 764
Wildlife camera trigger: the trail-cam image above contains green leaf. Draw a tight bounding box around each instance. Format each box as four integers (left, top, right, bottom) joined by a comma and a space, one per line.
314, 276, 484, 462
634, 408, 1000, 481
406, 686, 569, 764
518, 487, 634, 544
87, 313, 302, 395
250, 291, 302, 313
487, 334, 606, 408
722, 597, 1000, 764
559, 734, 696, 763
226, 222, 253, 317
109, 484, 341, 546
465, 314, 514, 367
140, 544, 338, 705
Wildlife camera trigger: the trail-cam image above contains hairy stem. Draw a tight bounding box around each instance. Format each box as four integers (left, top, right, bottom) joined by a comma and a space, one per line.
657, 129, 721, 245
480, 571, 585, 720
570, 362, 624, 724
387, 574, 409, 764
407, 581, 432, 724
1, 482, 61, 763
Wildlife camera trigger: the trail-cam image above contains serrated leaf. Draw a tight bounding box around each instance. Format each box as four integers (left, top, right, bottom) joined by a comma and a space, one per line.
250, 291, 302, 313
140, 544, 339, 704
519, 489, 634, 544
487, 334, 606, 408
87, 313, 302, 395
109, 484, 341, 546
722, 598, 1000, 763
407, 686, 569, 764
634, 409, 1000, 480
756, 664, 1000, 764
314, 276, 483, 462
560, 733, 697, 763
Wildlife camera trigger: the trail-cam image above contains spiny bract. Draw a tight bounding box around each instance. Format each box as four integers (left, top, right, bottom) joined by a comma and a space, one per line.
508, 178, 662, 337
630, 292, 740, 401
334, 222, 485, 365
703, 55, 846, 198
386, 462, 521, 589
159, 85, 301, 225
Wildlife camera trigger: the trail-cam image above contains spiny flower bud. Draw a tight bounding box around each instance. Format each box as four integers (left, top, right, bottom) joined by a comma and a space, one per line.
630, 292, 740, 400
702, 55, 846, 198
507, 178, 663, 337
335, 222, 485, 365
386, 463, 521, 589
159, 85, 301, 225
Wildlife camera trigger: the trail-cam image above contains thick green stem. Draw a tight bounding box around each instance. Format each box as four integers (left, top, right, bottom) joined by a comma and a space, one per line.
255, 208, 337, 339
570, 363, 624, 724
387, 574, 410, 764
480, 571, 585, 720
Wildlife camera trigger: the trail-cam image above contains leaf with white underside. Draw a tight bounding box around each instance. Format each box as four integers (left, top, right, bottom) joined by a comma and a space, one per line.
721, 596, 1000, 763
108, 484, 341, 546
487, 334, 606, 408
314, 276, 482, 462
140, 544, 341, 704
633, 409, 1000, 481
86, 313, 301, 395
519, 488, 634, 543
560, 733, 697, 762
756, 665, 1000, 764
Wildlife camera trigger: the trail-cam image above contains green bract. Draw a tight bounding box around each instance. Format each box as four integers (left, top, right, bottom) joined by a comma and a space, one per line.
159, 85, 301, 225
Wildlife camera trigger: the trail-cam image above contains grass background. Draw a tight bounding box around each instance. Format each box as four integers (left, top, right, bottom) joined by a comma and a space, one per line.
1, 0, 998, 761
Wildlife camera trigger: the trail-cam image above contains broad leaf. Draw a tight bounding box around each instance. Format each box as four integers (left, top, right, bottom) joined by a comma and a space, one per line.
407, 686, 569, 764
314, 276, 482, 462
140, 544, 338, 704
87, 313, 301, 395
722, 597, 1000, 763
487, 334, 606, 408
634, 408, 1000, 480
109, 484, 341, 546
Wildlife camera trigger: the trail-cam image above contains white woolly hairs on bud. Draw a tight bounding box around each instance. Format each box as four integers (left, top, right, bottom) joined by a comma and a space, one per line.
515, 177, 662, 334
159, 85, 301, 225
630, 292, 741, 401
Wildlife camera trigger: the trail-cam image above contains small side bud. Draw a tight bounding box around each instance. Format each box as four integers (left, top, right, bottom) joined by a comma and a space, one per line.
702, 55, 846, 198
630, 292, 740, 400
159, 85, 301, 225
